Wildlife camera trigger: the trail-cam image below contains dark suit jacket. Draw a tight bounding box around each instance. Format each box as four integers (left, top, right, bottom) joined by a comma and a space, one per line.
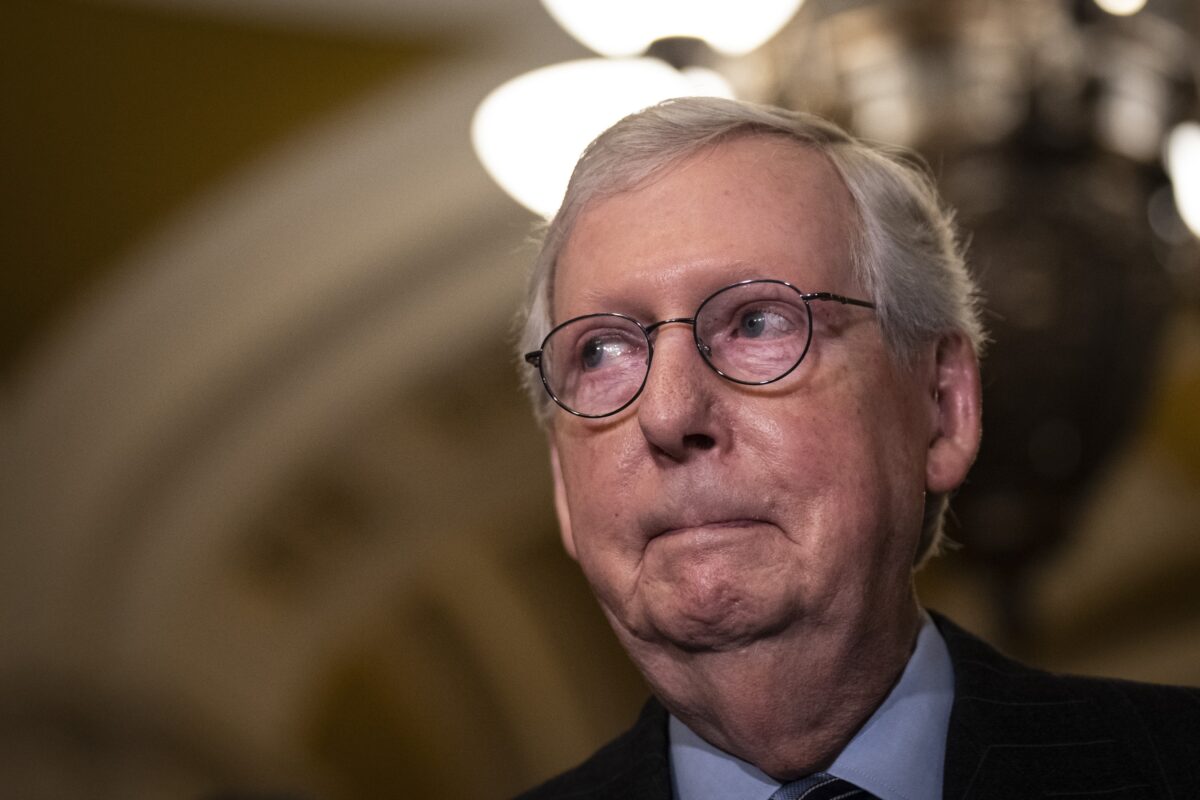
514, 614, 1200, 799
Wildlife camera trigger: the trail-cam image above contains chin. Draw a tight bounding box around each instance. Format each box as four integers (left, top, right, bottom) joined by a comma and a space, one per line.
638, 589, 793, 653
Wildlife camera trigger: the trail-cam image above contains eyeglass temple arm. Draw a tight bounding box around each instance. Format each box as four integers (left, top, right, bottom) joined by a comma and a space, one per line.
524, 351, 542, 366
804, 292, 876, 309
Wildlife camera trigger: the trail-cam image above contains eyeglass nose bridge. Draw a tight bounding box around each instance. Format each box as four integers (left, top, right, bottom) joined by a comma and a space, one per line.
642, 316, 697, 338
641, 316, 713, 360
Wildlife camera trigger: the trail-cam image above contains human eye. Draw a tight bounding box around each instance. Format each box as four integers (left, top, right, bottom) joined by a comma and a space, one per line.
696, 284, 811, 382
556, 316, 644, 374
579, 332, 637, 370
730, 303, 798, 340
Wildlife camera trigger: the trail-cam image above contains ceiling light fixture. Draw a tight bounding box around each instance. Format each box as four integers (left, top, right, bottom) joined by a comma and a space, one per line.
1165, 120, 1200, 237
540, 0, 804, 57
1093, 0, 1148, 16
472, 58, 734, 217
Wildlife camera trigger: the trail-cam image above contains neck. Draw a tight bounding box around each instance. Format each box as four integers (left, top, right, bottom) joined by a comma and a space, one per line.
627, 597, 921, 781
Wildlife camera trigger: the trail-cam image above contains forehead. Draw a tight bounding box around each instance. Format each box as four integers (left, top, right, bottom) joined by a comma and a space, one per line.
554, 135, 858, 318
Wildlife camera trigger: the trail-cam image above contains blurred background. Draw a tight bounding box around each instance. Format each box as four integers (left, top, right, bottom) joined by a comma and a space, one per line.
3, 0, 1200, 797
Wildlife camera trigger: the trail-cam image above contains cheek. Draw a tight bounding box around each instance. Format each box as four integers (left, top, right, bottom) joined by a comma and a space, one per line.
757, 378, 927, 557
556, 428, 642, 543
825, 419, 928, 574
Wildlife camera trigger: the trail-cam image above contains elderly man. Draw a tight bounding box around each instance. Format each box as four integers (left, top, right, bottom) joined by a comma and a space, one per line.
513, 98, 1199, 800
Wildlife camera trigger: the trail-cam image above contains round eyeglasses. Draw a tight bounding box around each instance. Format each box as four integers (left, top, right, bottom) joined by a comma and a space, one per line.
524, 278, 876, 418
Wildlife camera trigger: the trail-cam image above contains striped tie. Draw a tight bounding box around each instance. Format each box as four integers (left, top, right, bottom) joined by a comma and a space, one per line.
768, 772, 874, 800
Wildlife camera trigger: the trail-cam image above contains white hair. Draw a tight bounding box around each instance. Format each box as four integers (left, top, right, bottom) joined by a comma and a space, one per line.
517, 96, 985, 564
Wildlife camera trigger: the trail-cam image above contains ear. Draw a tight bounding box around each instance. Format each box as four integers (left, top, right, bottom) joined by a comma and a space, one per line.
549, 444, 579, 561
925, 331, 983, 494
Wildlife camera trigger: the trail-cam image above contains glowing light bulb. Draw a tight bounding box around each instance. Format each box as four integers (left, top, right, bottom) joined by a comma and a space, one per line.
540, 0, 804, 57
472, 58, 734, 217
1165, 121, 1200, 238
1094, 0, 1148, 16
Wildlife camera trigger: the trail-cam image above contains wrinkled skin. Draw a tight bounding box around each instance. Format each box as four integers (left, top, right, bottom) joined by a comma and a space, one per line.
548, 135, 981, 778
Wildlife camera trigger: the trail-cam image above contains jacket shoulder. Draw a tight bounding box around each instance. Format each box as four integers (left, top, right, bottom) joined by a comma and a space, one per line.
932, 611, 1200, 797
1075, 673, 1200, 790
933, 611, 1200, 715
513, 698, 672, 800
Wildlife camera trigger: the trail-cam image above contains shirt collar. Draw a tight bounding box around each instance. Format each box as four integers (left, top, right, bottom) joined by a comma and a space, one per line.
668, 612, 955, 800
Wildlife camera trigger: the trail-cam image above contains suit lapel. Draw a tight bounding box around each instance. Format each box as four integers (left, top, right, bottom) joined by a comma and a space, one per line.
935, 613, 1162, 800
592, 697, 673, 800
536, 697, 672, 800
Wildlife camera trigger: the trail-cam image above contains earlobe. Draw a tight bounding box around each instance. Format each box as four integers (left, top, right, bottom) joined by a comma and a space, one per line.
550, 445, 579, 561
926, 332, 983, 494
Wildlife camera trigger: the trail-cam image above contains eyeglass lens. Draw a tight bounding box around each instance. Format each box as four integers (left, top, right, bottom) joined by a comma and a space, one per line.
539, 281, 814, 417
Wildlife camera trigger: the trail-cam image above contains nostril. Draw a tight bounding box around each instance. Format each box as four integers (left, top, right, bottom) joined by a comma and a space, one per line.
682, 433, 716, 450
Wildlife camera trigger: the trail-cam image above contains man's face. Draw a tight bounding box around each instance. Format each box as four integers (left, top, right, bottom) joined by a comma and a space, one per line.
549, 136, 965, 664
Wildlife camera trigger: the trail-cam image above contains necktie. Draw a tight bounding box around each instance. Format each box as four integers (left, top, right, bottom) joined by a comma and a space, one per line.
768, 772, 875, 800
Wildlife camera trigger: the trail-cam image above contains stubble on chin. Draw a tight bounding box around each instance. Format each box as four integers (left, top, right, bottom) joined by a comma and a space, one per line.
598, 568, 801, 657
624, 538, 800, 651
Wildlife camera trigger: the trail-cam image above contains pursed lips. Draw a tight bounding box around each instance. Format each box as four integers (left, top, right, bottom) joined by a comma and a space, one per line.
643, 508, 772, 542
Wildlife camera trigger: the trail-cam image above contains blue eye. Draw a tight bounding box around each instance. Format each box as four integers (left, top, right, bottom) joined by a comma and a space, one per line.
581, 338, 607, 369
737, 307, 793, 339
580, 336, 630, 370
740, 311, 767, 338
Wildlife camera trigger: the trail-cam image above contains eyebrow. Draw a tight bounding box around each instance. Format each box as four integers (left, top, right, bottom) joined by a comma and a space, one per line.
564, 261, 779, 318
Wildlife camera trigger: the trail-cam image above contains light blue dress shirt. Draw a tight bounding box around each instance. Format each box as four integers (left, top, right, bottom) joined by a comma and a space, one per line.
669, 613, 955, 800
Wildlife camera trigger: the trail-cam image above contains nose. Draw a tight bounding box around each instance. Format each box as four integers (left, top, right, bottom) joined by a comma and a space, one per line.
636, 322, 722, 461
